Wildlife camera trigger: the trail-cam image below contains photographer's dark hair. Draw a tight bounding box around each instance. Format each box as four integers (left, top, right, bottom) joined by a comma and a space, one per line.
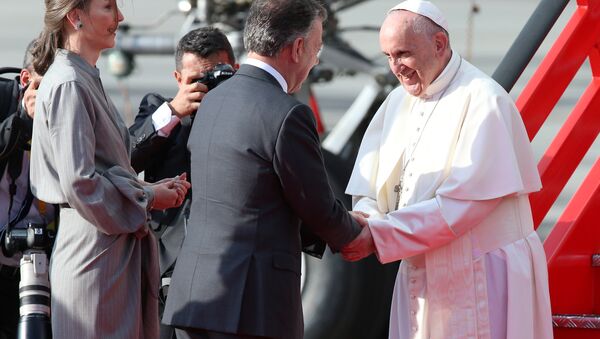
175, 27, 236, 72
244, 0, 327, 57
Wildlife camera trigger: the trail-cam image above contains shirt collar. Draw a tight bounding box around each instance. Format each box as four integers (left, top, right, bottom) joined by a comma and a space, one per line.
55, 49, 101, 79
244, 58, 288, 93
422, 49, 461, 99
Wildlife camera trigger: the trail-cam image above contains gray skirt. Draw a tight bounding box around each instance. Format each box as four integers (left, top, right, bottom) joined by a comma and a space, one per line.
49, 207, 159, 339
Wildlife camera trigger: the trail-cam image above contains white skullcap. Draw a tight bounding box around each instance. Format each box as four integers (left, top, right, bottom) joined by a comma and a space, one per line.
388, 0, 448, 31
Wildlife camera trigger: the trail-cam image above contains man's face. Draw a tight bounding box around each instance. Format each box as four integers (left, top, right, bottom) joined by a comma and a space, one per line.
20, 68, 41, 89
175, 50, 234, 86
288, 18, 323, 93
20, 68, 42, 118
380, 11, 443, 97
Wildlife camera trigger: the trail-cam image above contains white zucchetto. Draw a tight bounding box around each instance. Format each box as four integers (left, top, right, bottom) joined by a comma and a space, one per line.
389, 0, 449, 31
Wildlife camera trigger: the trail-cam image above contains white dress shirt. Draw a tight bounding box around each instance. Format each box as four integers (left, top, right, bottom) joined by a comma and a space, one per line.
244, 58, 288, 93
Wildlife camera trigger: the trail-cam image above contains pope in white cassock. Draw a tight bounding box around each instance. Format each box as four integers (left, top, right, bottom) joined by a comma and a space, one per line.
342, 1, 554, 338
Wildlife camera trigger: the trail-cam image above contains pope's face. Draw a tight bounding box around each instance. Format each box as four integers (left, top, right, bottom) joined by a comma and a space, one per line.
380, 11, 443, 97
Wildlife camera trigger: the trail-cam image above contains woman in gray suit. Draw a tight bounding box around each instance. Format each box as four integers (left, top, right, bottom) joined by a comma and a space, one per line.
29, 0, 190, 338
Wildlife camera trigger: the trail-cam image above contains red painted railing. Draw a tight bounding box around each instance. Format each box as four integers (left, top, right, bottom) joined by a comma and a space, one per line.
516, 0, 600, 337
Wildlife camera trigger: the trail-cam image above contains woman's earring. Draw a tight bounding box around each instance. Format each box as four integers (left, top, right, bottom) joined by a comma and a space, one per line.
75, 21, 83, 30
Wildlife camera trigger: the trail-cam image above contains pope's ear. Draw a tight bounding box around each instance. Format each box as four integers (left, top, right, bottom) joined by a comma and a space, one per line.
433, 31, 448, 55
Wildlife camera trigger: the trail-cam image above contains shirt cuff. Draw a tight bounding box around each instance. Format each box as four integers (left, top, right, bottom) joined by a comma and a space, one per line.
143, 186, 155, 212
152, 102, 180, 137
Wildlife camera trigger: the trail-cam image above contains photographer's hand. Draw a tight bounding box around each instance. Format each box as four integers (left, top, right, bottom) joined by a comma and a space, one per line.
169, 80, 208, 119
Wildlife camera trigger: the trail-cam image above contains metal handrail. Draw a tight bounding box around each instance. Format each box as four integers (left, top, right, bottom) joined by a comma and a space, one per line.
492, 0, 570, 92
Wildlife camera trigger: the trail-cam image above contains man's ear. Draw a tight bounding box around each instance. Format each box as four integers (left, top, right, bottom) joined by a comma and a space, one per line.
291, 37, 305, 63
174, 70, 183, 86
228, 57, 240, 70
19, 69, 31, 87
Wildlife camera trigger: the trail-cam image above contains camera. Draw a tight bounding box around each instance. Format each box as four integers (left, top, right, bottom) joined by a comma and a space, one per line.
196, 63, 236, 91
2, 223, 54, 258
1, 223, 54, 339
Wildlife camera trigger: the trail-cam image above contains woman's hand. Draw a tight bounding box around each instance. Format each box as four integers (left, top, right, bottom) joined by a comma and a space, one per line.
150, 173, 191, 210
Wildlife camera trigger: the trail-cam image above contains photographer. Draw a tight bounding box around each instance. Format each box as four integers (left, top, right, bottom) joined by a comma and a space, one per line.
129, 26, 237, 339
0, 40, 56, 339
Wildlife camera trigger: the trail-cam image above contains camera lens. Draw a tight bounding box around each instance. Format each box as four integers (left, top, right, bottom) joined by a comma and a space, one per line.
19, 252, 51, 317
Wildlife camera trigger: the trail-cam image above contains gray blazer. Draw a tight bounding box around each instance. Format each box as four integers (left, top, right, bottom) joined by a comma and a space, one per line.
162, 64, 360, 339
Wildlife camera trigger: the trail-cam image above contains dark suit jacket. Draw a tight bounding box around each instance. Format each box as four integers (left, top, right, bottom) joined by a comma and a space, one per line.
0, 75, 33, 168
162, 65, 361, 339
129, 93, 193, 275
0, 73, 56, 248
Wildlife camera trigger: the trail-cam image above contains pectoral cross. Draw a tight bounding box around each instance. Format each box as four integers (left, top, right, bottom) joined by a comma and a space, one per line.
394, 176, 404, 211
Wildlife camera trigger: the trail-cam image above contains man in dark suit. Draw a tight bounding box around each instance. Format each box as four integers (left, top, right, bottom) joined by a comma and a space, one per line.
162, 1, 366, 338
0, 40, 56, 339
128, 27, 237, 339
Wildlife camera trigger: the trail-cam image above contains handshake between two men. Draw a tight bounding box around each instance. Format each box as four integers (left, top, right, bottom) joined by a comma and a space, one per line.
341, 211, 376, 262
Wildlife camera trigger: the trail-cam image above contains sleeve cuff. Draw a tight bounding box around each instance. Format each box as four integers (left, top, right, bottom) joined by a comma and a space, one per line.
352, 196, 385, 219
152, 102, 180, 137
143, 186, 155, 211
369, 198, 456, 264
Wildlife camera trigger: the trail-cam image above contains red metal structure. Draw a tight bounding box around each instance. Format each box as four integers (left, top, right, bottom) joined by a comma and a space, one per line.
516, 0, 600, 337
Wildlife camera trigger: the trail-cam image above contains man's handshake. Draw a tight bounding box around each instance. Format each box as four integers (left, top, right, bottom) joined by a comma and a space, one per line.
342, 211, 376, 262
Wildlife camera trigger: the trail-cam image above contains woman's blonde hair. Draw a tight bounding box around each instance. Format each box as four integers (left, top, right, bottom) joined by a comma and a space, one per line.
32, 0, 87, 75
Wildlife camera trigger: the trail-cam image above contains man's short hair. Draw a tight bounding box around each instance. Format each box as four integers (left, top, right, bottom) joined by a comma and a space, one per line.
23, 39, 37, 72
243, 0, 327, 57
175, 27, 235, 71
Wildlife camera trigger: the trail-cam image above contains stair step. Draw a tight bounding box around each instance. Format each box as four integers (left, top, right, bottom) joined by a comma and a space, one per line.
553, 314, 600, 329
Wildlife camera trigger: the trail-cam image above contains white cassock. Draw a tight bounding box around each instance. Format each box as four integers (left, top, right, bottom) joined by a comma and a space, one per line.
346, 51, 553, 339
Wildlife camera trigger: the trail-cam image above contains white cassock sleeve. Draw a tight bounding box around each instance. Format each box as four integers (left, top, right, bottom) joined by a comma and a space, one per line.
352, 196, 386, 219
366, 195, 501, 264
